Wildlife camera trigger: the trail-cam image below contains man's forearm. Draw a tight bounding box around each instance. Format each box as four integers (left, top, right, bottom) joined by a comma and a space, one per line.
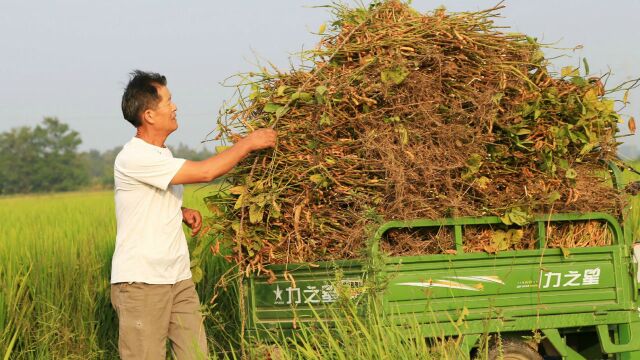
170, 128, 276, 185
198, 140, 253, 181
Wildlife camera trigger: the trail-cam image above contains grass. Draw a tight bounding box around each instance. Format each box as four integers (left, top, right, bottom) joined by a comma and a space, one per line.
1, 165, 640, 359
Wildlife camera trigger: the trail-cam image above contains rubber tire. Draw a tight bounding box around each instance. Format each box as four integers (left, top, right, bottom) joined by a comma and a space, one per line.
487, 338, 543, 360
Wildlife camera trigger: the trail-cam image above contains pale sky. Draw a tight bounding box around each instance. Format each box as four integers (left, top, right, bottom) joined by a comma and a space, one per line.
1, 0, 638, 158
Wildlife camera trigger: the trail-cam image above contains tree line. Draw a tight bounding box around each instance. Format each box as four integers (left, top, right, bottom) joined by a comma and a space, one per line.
0, 118, 213, 195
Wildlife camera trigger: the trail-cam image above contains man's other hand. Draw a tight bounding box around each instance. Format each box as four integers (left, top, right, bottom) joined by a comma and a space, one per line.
181, 207, 202, 236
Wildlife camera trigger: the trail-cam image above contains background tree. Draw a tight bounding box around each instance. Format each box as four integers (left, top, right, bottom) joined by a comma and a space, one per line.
0, 118, 215, 195
82, 146, 121, 188
0, 117, 88, 194
169, 143, 214, 161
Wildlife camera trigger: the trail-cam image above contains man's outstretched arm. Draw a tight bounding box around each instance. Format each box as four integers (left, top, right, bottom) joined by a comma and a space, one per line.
170, 128, 277, 185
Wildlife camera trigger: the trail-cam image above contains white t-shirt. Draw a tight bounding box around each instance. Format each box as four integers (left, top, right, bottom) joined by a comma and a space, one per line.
111, 137, 191, 284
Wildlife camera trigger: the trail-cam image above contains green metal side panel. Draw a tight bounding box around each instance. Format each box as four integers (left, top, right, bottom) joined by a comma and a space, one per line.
247, 260, 366, 330
382, 247, 629, 325
244, 212, 640, 355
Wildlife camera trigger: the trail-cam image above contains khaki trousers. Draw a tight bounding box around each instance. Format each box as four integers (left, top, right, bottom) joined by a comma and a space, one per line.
111, 278, 208, 360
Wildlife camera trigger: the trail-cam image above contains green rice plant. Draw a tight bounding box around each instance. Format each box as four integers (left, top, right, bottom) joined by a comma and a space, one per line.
622, 162, 640, 241
0, 187, 221, 359
202, 295, 468, 360
0, 191, 116, 359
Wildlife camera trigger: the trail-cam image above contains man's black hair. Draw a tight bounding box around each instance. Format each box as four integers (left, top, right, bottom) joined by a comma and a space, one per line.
121, 70, 167, 127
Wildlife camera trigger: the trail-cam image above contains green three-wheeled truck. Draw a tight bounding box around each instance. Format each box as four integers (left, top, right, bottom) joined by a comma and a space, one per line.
242, 164, 640, 359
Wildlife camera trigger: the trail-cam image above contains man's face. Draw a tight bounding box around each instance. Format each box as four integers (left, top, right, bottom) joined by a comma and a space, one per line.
149, 85, 178, 133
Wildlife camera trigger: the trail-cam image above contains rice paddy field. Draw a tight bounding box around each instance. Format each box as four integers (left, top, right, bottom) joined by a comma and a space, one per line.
0, 186, 227, 359
1, 167, 640, 359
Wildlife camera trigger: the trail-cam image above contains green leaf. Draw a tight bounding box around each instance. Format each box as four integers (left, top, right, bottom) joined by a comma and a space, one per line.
395, 125, 409, 145
467, 154, 483, 167
547, 191, 561, 203
582, 58, 590, 75
318, 22, 327, 34
499, 215, 512, 225
291, 92, 313, 102
249, 203, 263, 224
263, 103, 283, 113
490, 230, 508, 251
491, 229, 524, 251
190, 258, 201, 267
534, 108, 541, 119
475, 176, 491, 189
463, 154, 483, 180
571, 76, 587, 87
490, 229, 522, 251
234, 193, 247, 210
192, 241, 206, 258
500, 208, 532, 226
579, 142, 595, 155
565, 168, 577, 180
532, 50, 544, 64
275, 105, 289, 118
251, 193, 269, 207
320, 113, 332, 126
315, 85, 328, 96
491, 92, 504, 105
557, 158, 569, 169
381, 65, 410, 85
231, 221, 241, 235
249, 88, 261, 101
269, 200, 282, 219
191, 266, 203, 283
309, 174, 324, 184
561, 66, 579, 77
215, 145, 230, 154
506, 229, 524, 246
309, 174, 325, 184
310, 174, 330, 188
315, 86, 328, 104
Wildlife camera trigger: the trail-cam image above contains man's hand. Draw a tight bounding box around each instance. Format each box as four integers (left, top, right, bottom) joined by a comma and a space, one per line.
241, 128, 278, 151
181, 207, 202, 237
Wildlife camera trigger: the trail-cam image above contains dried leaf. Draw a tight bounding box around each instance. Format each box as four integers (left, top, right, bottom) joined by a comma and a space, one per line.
229, 186, 247, 195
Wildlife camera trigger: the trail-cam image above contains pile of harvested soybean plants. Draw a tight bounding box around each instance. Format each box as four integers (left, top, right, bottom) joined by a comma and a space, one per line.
204, 0, 638, 279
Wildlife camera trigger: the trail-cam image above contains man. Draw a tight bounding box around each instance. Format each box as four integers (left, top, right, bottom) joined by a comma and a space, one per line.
110, 70, 276, 359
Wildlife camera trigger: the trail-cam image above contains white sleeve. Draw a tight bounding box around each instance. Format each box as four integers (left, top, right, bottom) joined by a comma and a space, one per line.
116, 153, 186, 191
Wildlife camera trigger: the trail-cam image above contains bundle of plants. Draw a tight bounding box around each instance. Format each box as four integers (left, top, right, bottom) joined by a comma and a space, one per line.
546, 220, 613, 248
205, 1, 636, 278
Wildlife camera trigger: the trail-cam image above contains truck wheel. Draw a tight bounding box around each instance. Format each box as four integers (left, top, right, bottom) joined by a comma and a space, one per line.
487, 338, 542, 360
